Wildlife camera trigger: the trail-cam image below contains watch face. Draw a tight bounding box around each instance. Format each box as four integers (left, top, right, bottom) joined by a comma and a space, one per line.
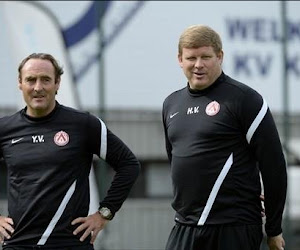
103, 209, 110, 216
99, 207, 113, 220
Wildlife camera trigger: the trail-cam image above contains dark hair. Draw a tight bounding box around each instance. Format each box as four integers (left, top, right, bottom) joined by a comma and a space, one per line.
18, 53, 64, 83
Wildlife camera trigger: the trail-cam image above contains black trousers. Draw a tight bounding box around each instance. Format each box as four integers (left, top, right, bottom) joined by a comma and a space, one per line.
165, 223, 263, 250
2, 244, 94, 250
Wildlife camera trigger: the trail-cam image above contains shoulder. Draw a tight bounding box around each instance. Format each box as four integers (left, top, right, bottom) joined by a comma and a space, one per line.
58, 104, 94, 120
58, 104, 101, 126
0, 111, 22, 138
163, 86, 186, 106
59, 104, 89, 116
0, 110, 21, 126
221, 75, 267, 121
222, 74, 261, 98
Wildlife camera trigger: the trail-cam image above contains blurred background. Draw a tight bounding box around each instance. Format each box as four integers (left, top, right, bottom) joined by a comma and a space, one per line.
0, 1, 299, 249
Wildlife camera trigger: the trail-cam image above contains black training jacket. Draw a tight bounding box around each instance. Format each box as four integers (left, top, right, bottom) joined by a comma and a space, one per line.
0, 102, 140, 247
162, 72, 287, 237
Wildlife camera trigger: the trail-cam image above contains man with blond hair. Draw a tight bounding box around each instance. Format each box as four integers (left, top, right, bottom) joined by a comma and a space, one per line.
162, 25, 287, 250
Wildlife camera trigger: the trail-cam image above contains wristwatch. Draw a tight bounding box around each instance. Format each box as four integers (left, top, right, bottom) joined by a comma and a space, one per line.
98, 207, 113, 220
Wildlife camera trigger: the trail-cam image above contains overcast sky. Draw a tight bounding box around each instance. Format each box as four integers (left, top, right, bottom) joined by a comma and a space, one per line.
1, 1, 300, 112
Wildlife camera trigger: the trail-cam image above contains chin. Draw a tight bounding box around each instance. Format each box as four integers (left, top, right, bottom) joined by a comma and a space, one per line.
191, 82, 208, 90
31, 104, 47, 111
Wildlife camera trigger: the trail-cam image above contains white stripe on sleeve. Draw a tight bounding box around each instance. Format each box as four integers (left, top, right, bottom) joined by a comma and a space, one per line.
246, 98, 268, 144
98, 118, 107, 160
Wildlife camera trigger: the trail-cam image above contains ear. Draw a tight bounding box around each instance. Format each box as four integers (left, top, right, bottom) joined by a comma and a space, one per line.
55, 77, 61, 92
18, 78, 22, 90
217, 50, 224, 65
178, 54, 183, 68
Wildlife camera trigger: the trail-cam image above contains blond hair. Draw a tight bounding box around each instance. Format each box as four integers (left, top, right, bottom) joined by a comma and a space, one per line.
178, 25, 222, 55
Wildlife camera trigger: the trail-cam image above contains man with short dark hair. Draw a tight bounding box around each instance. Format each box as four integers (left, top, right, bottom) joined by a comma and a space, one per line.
0, 53, 140, 249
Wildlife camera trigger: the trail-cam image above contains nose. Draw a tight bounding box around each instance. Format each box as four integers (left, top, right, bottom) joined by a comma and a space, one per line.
34, 80, 43, 92
194, 58, 204, 68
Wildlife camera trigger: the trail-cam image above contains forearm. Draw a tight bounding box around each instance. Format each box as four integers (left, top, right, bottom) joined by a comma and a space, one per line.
99, 158, 140, 214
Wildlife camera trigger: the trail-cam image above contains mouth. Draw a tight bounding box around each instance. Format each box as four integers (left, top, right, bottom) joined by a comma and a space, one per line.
33, 95, 45, 101
194, 72, 205, 78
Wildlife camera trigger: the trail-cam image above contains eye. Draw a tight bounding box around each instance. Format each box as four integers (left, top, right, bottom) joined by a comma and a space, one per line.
25, 77, 36, 84
186, 57, 196, 61
41, 77, 52, 83
202, 55, 212, 60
